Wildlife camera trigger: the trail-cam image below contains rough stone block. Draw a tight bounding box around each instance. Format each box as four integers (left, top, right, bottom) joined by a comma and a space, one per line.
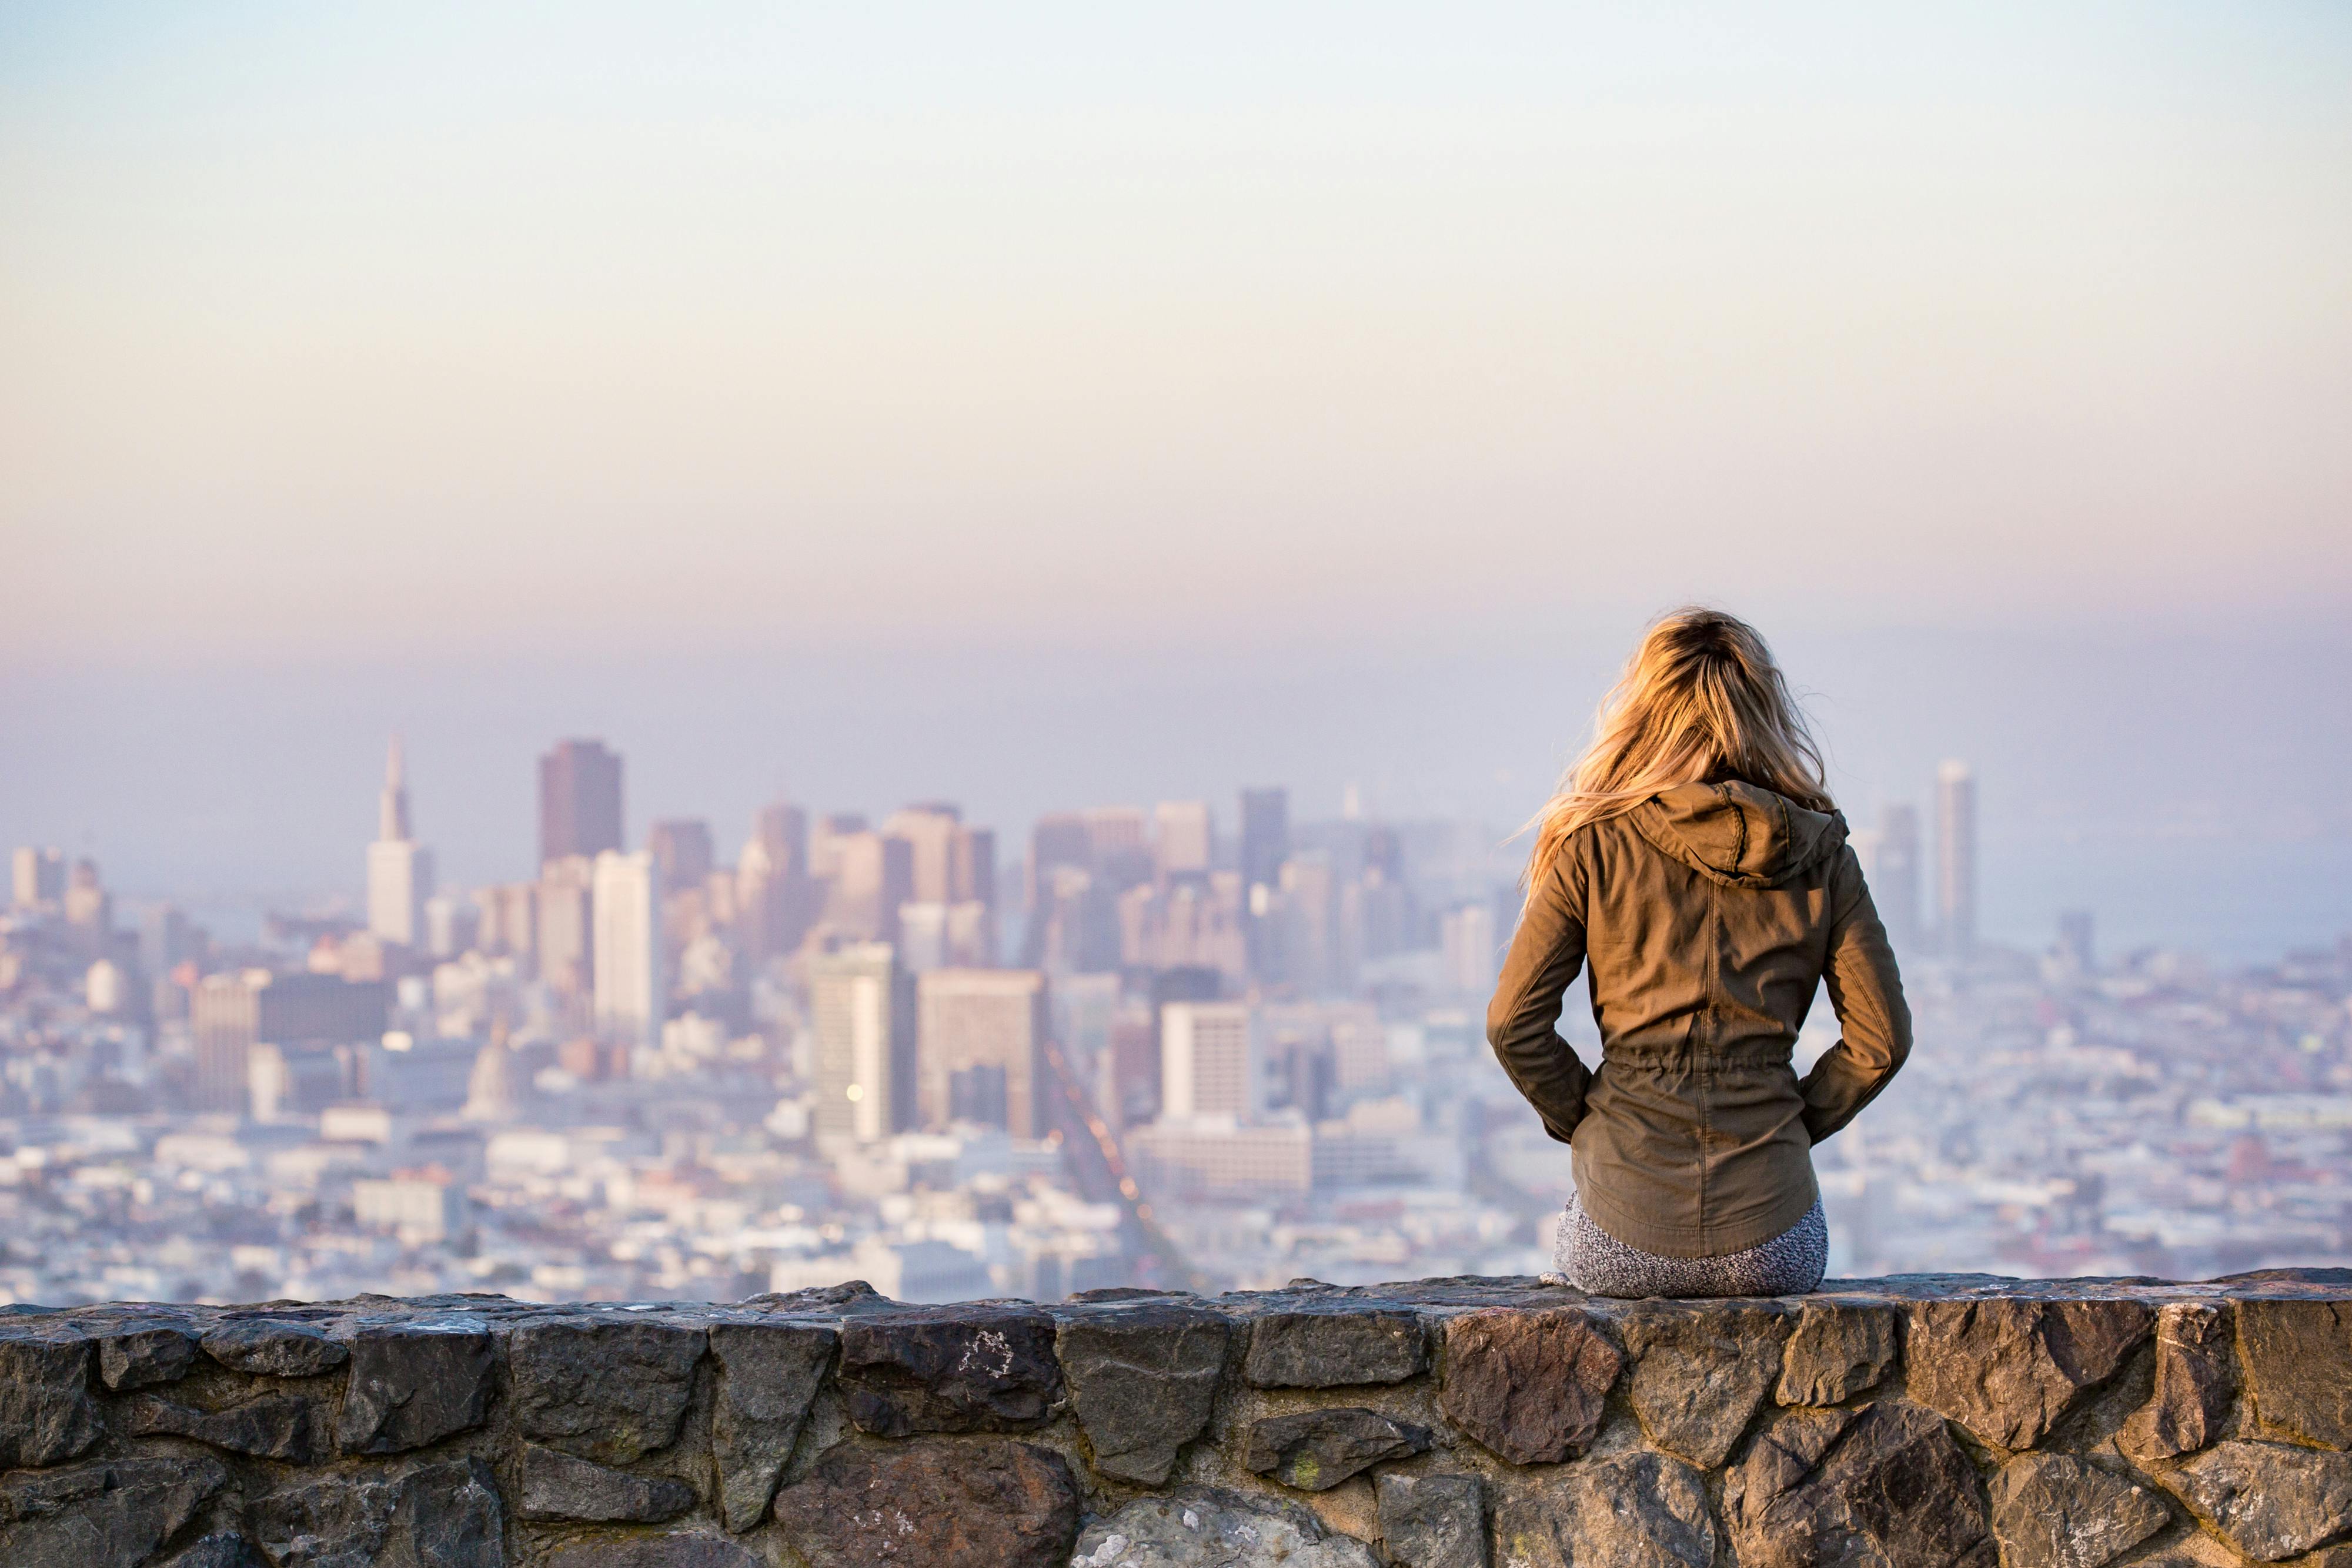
508, 1314, 706, 1463
1495, 1450, 1715, 1568
2239, 1299, 2352, 1449
0, 1455, 228, 1568
1244, 1306, 1428, 1388
126, 1388, 331, 1462
1377, 1473, 1488, 1568
837, 1302, 1063, 1435
248, 1455, 503, 1568
518, 1443, 696, 1523
1057, 1303, 1231, 1485
2120, 1302, 2236, 1461
1986, 1453, 2170, 1568
1620, 1302, 1792, 1466
200, 1317, 351, 1378
335, 1321, 495, 1455
159, 1533, 268, 1568
2158, 1439, 2352, 1562
1242, 1407, 1431, 1491
1907, 1298, 2152, 1450
708, 1317, 835, 1532
1724, 1402, 1996, 1568
0, 1330, 102, 1468
1775, 1298, 1897, 1406
1439, 1306, 1622, 1466
98, 1320, 202, 1390
1071, 1487, 1380, 1567
771, 1437, 1081, 1568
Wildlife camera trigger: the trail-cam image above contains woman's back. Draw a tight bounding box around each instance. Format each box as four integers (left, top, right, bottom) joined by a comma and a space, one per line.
1484, 606, 1911, 1295
1490, 778, 1908, 1261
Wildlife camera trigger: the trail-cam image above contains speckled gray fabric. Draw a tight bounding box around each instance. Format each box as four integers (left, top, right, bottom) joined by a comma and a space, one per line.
1547, 1193, 1827, 1298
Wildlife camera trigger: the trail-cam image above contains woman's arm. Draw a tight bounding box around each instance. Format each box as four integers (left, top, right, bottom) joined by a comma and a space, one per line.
1799, 845, 1913, 1142
1485, 854, 1593, 1145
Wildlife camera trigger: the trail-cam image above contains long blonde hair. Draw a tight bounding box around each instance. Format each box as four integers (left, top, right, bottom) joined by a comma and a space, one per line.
1524, 607, 1832, 887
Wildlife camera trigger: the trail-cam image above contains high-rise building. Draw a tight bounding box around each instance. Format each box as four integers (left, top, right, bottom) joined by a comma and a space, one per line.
1440, 903, 1498, 997
646, 819, 714, 895
1154, 801, 1213, 879
810, 943, 914, 1142
1241, 788, 1289, 980
828, 831, 914, 943
366, 737, 435, 948
1240, 788, 1290, 894
810, 813, 870, 882
535, 856, 596, 997
884, 803, 963, 905
11, 846, 63, 910
189, 969, 389, 1115
737, 801, 816, 961
1026, 813, 1093, 915
1870, 804, 1922, 951
539, 740, 624, 868
62, 857, 110, 935
592, 850, 663, 1048
1160, 1001, 1256, 1120
1083, 807, 1153, 893
915, 968, 1048, 1137
1936, 761, 1977, 957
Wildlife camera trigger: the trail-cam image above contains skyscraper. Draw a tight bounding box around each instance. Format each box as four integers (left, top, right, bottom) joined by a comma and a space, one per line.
1154, 801, 1213, 879
592, 849, 663, 1049
828, 832, 915, 943
1161, 1001, 1256, 1120
810, 943, 914, 1142
366, 737, 435, 948
1873, 803, 1922, 951
1240, 788, 1289, 981
11, 846, 62, 909
915, 968, 1048, 1136
539, 740, 624, 869
1026, 813, 1092, 914
646, 819, 714, 895
1936, 760, 1977, 957
883, 803, 962, 905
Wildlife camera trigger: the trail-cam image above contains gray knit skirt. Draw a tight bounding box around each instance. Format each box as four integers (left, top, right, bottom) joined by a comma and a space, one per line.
1548, 1193, 1827, 1298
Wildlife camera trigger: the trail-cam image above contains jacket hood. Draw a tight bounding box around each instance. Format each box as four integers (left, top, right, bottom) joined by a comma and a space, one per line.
1631, 780, 1847, 890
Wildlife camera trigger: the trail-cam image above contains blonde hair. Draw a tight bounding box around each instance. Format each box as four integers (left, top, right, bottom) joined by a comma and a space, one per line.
1524, 607, 1832, 887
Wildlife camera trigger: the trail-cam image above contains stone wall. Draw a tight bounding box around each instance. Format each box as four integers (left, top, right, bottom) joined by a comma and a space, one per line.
3, 1271, 2349, 1567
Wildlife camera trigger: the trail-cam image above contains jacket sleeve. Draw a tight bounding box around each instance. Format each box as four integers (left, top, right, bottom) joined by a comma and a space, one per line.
1485, 850, 1594, 1145
1799, 845, 1913, 1143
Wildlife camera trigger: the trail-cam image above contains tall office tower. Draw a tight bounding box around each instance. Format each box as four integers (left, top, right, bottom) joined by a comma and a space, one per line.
366, 737, 436, 948
62, 858, 111, 934
1440, 903, 1498, 997
1160, 1001, 1256, 1120
737, 801, 815, 961
539, 740, 624, 868
11, 846, 63, 909
1240, 788, 1289, 981
1027, 813, 1093, 912
1083, 807, 1154, 893
828, 831, 915, 943
592, 850, 663, 1049
810, 943, 914, 1142
916, 968, 1048, 1136
1936, 761, 1977, 958
536, 855, 597, 997
1154, 801, 1213, 880
139, 904, 193, 979
1240, 788, 1290, 894
474, 883, 539, 964
884, 803, 962, 904
1870, 804, 1922, 951
190, 969, 390, 1115
646, 820, 714, 895
810, 812, 870, 882
1279, 853, 1340, 995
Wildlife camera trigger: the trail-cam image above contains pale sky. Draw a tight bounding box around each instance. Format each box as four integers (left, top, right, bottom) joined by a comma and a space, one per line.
5, 1, 2350, 662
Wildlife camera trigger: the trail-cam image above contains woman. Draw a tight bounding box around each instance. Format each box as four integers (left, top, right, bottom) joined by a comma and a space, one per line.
1488, 607, 1909, 1298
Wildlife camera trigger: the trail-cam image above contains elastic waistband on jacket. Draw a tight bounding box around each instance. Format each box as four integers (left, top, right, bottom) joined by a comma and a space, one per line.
1601, 1039, 1793, 1071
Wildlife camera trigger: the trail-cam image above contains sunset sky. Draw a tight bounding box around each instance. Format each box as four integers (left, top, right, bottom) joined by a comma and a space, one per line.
4, 2, 2348, 949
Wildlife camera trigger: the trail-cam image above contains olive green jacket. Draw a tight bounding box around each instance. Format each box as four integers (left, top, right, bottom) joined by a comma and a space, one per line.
1486, 780, 1910, 1258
